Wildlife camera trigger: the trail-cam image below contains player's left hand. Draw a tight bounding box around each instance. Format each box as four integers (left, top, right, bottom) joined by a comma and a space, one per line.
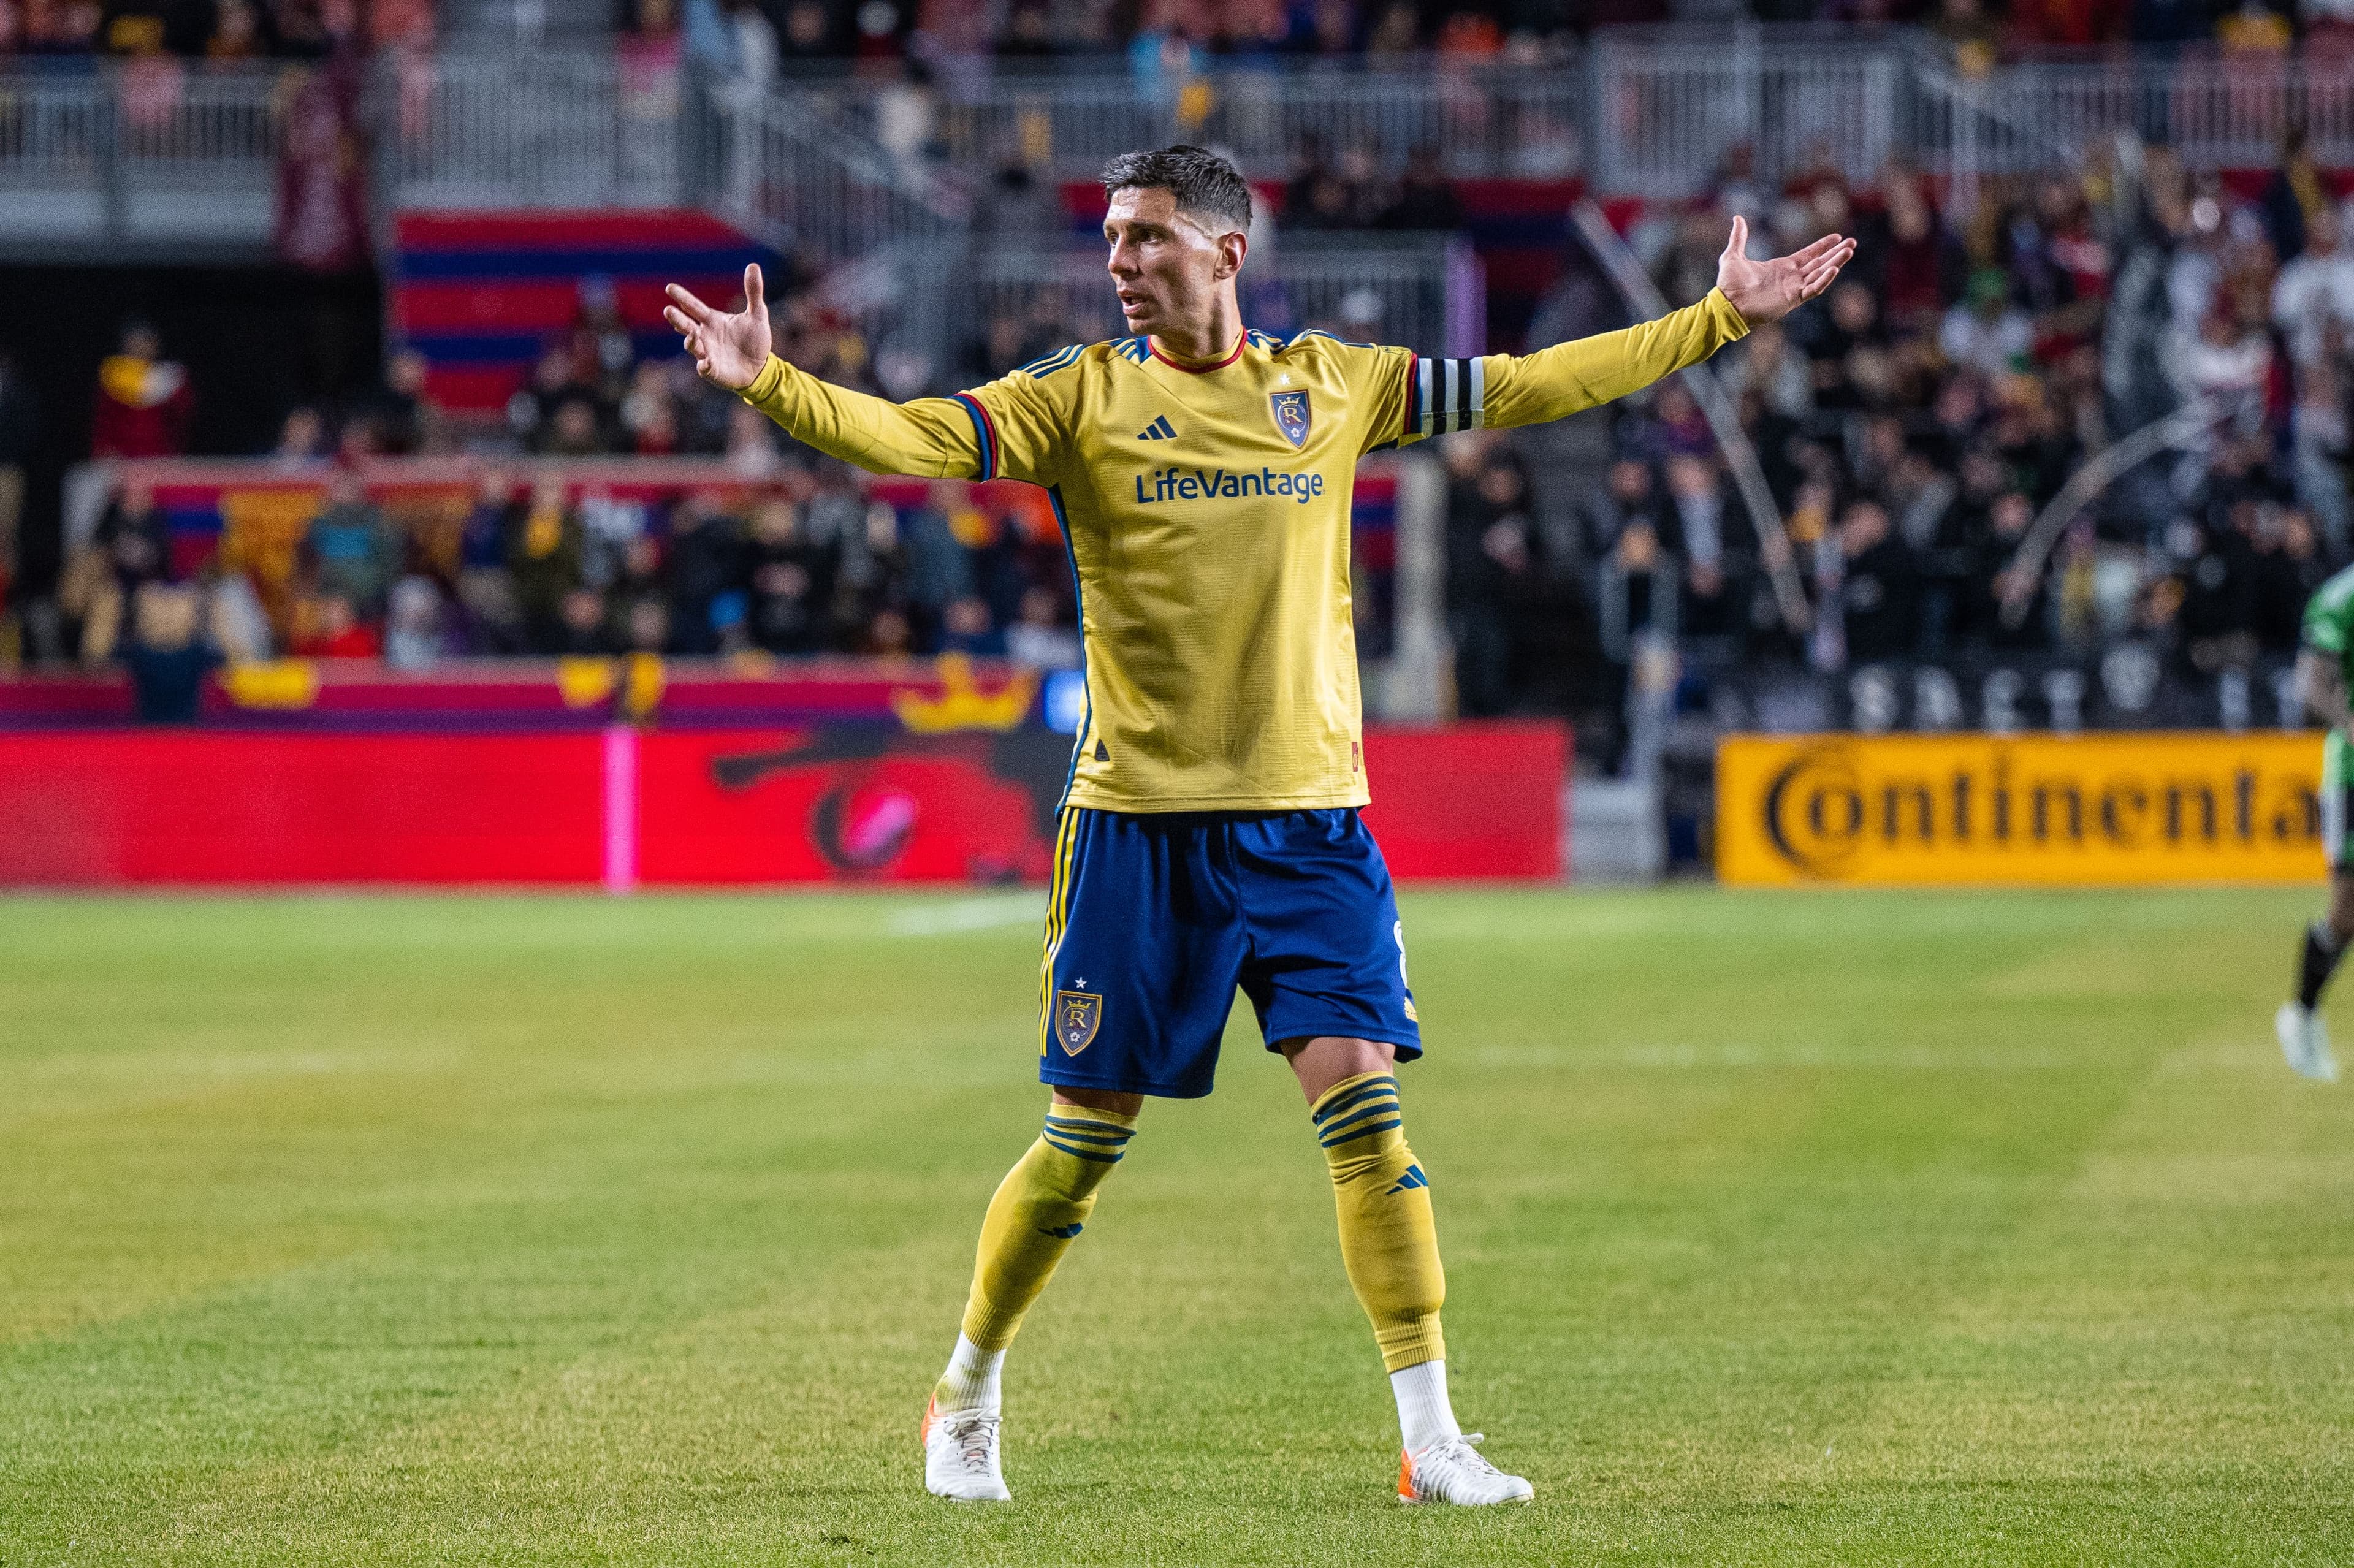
1715, 217, 1856, 327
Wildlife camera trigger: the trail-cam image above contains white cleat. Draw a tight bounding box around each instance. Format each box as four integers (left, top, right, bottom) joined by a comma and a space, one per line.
2277, 1002, 2341, 1083
1396, 1433, 1534, 1506
922, 1397, 1011, 1502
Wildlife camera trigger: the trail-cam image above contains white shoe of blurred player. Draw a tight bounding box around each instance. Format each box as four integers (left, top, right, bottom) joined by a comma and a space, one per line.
923, 1398, 1011, 1502
2277, 1002, 2341, 1083
1396, 1433, 1534, 1506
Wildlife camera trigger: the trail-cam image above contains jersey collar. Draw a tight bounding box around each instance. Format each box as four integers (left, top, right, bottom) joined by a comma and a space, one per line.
1147, 333, 1247, 373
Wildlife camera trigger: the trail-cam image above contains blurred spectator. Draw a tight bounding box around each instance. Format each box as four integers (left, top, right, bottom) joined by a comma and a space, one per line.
939, 595, 1005, 657
0, 349, 34, 623
1830, 500, 1919, 666
373, 349, 449, 456
122, 582, 221, 723
507, 478, 584, 653
292, 590, 381, 658
383, 575, 448, 669
63, 481, 172, 663
664, 491, 746, 655
2179, 306, 2272, 406
91, 319, 192, 459
1449, 446, 1545, 717
453, 472, 524, 651
1005, 584, 1080, 669
725, 401, 784, 475
2271, 210, 2354, 369
904, 481, 978, 647
1938, 269, 2033, 379
204, 0, 269, 58
272, 405, 329, 465
1377, 146, 1464, 233
307, 471, 398, 612
745, 493, 832, 655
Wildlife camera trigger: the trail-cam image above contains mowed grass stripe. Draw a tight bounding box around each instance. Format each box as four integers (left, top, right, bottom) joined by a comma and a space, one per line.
2, 888, 2350, 1564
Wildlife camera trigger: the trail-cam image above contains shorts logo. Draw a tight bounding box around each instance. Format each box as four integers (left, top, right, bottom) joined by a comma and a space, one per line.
1054, 989, 1103, 1055
1270, 390, 1311, 449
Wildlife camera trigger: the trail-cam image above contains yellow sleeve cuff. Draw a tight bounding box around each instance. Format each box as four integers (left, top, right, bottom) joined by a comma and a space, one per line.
1702, 287, 1751, 343
740, 354, 787, 406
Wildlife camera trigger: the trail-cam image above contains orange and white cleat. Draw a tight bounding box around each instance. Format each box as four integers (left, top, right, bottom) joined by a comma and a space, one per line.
1397, 1433, 1534, 1505
923, 1396, 1011, 1502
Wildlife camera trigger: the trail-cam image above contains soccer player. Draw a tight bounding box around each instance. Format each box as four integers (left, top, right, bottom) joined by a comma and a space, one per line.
666, 145, 1853, 1505
2280, 565, 2354, 1082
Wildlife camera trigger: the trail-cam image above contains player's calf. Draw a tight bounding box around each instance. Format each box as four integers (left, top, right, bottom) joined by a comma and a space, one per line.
923, 1097, 1140, 1502
1308, 1067, 1532, 1503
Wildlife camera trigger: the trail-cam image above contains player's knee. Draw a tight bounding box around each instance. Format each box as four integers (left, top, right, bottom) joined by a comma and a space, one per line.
1051, 1087, 1144, 1119
2330, 872, 2354, 938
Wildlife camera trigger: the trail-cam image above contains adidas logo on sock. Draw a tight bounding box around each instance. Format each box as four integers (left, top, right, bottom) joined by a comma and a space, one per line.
1136, 415, 1176, 441
1387, 1163, 1428, 1193
1038, 1222, 1084, 1238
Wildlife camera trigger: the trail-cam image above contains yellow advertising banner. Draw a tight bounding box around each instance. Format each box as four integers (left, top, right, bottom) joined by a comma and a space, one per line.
1716, 733, 2327, 886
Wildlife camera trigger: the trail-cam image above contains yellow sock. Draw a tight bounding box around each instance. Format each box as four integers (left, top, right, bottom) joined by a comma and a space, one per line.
1312, 1071, 1446, 1374
959, 1103, 1138, 1352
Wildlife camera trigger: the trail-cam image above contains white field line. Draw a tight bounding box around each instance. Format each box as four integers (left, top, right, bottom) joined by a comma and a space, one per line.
886, 894, 1043, 937
1464, 1042, 2111, 1071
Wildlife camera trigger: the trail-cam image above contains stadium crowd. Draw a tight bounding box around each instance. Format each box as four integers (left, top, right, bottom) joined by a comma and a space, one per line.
9, 107, 2351, 757
1, 0, 2325, 66
1432, 138, 2345, 744
0, 0, 428, 59
613, 0, 2348, 78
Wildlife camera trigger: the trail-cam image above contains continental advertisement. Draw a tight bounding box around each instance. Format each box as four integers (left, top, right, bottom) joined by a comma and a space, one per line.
1716, 733, 2327, 887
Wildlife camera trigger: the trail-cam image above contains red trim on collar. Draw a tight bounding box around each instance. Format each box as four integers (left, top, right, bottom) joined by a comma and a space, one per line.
1148, 334, 1246, 373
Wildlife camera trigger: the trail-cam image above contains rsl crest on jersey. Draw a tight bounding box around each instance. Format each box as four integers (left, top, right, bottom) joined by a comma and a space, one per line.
1270, 389, 1311, 449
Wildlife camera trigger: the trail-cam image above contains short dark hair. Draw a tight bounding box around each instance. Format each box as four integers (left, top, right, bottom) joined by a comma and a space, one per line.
1100, 145, 1252, 234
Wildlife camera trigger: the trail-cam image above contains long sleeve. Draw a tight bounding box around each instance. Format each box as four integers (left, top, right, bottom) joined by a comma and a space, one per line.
738, 355, 984, 480
1483, 289, 1748, 430
1395, 289, 1750, 442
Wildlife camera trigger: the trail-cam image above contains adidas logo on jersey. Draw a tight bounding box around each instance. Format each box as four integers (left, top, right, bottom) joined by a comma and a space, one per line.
1136, 415, 1177, 441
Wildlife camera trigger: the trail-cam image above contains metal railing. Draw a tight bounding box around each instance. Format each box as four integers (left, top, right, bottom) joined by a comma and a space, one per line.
0, 61, 294, 248
798, 33, 2354, 193
382, 51, 685, 208
1590, 30, 1904, 196
10, 39, 2354, 260
1914, 55, 2354, 183
807, 63, 1588, 182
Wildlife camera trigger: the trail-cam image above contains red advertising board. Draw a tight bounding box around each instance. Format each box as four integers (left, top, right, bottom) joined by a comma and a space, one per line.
0, 733, 602, 885
0, 723, 1566, 888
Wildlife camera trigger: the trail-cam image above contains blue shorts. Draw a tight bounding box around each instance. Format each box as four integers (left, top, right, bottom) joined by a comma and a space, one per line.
1037, 807, 1422, 1100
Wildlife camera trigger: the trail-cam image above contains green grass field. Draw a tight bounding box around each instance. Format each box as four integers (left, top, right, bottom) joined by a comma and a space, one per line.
4, 886, 2352, 1565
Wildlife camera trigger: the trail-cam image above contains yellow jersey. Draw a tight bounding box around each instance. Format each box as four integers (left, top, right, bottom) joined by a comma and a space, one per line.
737, 287, 1748, 813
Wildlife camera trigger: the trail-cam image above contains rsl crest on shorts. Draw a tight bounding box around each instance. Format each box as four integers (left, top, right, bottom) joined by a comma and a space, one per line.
1054, 989, 1103, 1054
1270, 390, 1311, 449
1037, 807, 1420, 1098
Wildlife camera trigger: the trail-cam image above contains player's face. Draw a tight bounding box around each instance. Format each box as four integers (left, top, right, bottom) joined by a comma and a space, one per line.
1103, 186, 1235, 338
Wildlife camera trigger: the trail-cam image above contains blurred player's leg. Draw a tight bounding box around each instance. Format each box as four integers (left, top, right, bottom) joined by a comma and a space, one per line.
2282, 766, 2353, 1083
1292, 1043, 1531, 1505
923, 1090, 1139, 1501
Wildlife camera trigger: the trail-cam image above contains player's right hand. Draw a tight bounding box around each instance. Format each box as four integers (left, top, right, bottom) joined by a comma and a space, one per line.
664, 263, 772, 392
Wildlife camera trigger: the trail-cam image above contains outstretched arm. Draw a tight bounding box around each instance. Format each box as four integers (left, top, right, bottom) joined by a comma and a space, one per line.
665, 265, 984, 480
1472, 220, 1855, 433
